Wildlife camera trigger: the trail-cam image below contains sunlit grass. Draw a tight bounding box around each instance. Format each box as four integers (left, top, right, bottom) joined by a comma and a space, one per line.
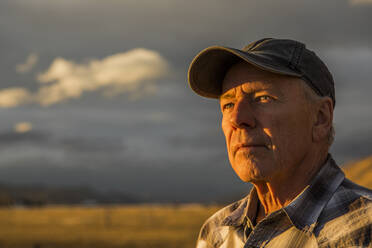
0, 204, 220, 248
343, 155, 372, 189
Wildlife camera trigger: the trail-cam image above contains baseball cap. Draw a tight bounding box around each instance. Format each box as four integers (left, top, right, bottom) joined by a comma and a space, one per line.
188, 38, 335, 107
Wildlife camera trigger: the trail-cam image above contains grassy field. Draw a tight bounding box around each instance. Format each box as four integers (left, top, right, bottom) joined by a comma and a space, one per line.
0, 204, 220, 248
342, 155, 372, 189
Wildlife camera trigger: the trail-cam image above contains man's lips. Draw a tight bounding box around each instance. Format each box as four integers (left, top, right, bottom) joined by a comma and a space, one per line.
232, 143, 268, 154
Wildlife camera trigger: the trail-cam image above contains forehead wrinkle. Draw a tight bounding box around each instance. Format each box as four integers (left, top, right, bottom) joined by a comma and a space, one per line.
221, 80, 280, 100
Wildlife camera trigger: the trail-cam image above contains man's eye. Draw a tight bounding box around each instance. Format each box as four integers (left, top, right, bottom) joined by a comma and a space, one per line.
222, 102, 234, 110
256, 95, 273, 103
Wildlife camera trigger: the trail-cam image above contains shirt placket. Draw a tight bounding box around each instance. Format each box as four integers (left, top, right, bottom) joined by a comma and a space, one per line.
243, 210, 290, 248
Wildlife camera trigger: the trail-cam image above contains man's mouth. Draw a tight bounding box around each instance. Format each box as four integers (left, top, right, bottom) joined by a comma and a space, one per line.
233, 143, 268, 155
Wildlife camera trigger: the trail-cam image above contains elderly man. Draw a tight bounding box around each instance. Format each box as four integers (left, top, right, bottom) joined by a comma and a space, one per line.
188, 38, 372, 248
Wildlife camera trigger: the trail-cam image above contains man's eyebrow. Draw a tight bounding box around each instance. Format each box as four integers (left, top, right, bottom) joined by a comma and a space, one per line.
219, 92, 235, 100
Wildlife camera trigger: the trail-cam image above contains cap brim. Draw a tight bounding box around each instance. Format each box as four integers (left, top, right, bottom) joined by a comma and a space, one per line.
188, 46, 302, 98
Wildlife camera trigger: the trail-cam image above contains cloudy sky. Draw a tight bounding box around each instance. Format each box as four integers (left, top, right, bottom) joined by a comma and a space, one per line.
0, 0, 371, 202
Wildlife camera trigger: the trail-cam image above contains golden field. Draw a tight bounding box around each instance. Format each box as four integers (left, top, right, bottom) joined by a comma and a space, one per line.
0, 204, 220, 248
342, 155, 372, 189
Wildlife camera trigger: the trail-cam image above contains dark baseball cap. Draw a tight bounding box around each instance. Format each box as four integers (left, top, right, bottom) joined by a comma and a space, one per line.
188, 38, 335, 107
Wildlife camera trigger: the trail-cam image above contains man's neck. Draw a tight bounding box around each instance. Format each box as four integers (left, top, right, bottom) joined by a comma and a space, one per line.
253, 151, 329, 222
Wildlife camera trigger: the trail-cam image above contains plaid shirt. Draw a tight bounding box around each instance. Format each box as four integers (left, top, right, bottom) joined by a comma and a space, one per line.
196, 155, 372, 248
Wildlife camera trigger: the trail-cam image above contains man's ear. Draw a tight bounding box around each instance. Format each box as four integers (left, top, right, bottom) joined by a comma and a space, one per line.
312, 97, 333, 142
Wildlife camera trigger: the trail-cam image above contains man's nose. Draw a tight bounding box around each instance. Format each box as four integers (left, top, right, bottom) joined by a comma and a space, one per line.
229, 100, 256, 129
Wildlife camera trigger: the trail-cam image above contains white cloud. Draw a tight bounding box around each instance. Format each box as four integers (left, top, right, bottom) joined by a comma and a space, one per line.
14, 122, 33, 133
349, 0, 372, 5
0, 88, 32, 107
16, 53, 39, 74
0, 48, 169, 107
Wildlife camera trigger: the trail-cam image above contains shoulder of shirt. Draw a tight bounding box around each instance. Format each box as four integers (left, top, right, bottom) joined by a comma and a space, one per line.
338, 177, 372, 201
321, 177, 372, 217
196, 196, 247, 247
315, 177, 372, 246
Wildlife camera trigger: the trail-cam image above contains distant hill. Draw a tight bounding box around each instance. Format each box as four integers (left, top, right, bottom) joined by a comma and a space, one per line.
0, 184, 140, 206
342, 155, 372, 189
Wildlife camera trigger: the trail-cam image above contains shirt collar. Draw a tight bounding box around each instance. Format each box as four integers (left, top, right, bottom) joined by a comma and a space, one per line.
221, 154, 345, 230
221, 187, 258, 227
283, 155, 345, 230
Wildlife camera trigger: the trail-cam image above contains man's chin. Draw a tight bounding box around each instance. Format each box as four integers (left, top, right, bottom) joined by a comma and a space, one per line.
232, 159, 271, 182
234, 166, 266, 183
237, 174, 266, 183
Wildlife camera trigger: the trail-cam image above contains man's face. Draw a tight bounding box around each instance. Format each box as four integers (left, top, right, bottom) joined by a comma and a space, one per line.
220, 62, 314, 183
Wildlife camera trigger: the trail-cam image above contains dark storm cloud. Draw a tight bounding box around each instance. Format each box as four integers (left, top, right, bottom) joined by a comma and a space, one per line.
0, 130, 48, 145
332, 133, 372, 162
0, 129, 124, 155
1, 0, 371, 71
60, 137, 124, 154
